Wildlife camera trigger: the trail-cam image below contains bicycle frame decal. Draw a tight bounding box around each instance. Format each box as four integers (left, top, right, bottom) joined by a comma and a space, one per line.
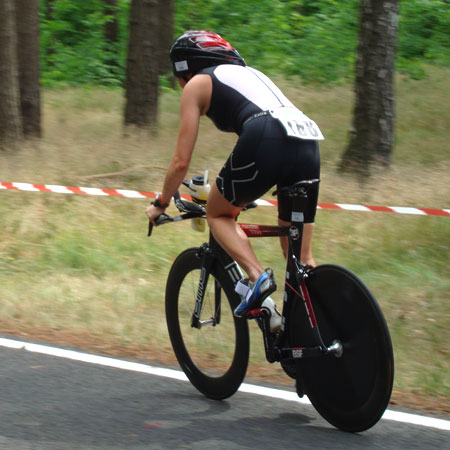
299, 282, 318, 328
285, 279, 318, 328
225, 261, 243, 284
194, 266, 207, 319
289, 226, 300, 240
239, 223, 289, 237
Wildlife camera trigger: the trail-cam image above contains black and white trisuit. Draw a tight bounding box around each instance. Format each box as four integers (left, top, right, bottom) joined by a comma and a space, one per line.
199, 64, 322, 223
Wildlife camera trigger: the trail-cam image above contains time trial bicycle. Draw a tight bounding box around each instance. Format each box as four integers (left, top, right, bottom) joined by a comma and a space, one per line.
148, 177, 394, 432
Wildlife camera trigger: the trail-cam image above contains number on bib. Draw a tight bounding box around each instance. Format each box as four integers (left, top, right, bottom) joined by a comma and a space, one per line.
269, 107, 324, 141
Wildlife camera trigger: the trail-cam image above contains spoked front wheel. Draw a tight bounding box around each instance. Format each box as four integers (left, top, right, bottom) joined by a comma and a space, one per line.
165, 247, 249, 400
290, 264, 394, 432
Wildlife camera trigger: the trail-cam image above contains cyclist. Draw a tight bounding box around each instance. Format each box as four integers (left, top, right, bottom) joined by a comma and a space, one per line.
146, 30, 322, 327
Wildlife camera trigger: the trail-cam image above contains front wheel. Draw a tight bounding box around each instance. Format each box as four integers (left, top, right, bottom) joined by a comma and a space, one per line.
165, 247, 250, 400
290, 264, 394, 432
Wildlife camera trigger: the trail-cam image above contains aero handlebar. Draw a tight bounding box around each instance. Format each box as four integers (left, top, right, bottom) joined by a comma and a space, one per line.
147, 191, 206, 237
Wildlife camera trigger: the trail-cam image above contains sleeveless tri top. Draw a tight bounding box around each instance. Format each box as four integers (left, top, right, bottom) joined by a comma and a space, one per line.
199, 65, 295, 135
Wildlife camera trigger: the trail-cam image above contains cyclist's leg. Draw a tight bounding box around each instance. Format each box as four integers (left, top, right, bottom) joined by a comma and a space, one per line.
207, 183, 278, 319
277, 140, 320, 265
278, 219, 316, 267
206, 183, 263, 282
206, 116, 278, 283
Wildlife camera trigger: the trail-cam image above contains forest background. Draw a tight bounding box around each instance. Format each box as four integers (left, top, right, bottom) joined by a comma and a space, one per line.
39, 0, 449, 86
0, 0, 449, 414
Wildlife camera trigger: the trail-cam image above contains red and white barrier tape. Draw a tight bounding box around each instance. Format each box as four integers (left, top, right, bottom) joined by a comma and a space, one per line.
1, 181, 449, 217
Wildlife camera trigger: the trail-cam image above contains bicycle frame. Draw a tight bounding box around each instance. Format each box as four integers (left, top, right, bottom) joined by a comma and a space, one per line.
150, 184, 342, 365
189, 189, 341, 367
240, 190, 333, 363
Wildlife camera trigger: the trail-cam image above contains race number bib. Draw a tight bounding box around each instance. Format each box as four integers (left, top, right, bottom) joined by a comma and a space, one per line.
269, 107, 324, 141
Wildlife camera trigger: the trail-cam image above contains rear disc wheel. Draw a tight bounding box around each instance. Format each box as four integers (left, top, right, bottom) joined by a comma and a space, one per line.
290, 264, 394, 432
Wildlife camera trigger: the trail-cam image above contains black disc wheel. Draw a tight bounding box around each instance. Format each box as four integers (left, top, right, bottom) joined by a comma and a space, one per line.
165, 247, 250, 400
290, 264, 394, 432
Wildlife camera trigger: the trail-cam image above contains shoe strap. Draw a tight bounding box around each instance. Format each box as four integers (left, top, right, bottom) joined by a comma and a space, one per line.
235, 280, 252, 301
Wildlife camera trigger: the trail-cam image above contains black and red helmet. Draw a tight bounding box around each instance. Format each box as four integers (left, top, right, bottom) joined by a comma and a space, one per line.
170, 30, 246, 78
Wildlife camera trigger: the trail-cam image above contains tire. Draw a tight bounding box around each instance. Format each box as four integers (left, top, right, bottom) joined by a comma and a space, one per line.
165, 247, 250, 400
290, 264, 394, 432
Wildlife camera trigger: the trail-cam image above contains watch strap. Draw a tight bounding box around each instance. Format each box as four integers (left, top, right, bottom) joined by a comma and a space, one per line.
152, 196, 169, 209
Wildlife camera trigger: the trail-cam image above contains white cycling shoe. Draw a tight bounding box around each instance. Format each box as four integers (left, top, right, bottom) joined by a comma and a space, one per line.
261, 297, 282, 334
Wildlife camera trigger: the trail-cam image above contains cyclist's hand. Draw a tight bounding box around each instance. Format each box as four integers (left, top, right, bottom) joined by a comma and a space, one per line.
146, 204, 165, 225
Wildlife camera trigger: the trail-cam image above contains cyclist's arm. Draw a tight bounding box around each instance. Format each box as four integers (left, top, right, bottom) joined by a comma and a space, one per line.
159, 75, 212, 205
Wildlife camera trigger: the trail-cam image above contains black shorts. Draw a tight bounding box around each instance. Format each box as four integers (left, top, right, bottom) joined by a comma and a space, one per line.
216, 115, 320, 223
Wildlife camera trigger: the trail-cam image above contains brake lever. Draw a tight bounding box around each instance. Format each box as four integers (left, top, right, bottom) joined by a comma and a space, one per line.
147, 213, 172, 237
147, 191, 181, 237
148, 220, 153, 237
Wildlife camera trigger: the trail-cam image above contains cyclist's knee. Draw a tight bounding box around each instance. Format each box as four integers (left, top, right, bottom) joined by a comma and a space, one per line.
206, 183, 241, 222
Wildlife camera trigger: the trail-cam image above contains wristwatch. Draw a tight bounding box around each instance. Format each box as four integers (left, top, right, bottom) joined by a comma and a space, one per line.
152, 195, 169, 209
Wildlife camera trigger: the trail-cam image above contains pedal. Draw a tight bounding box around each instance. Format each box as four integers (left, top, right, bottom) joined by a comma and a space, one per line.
244, 308, 263, 320
244, 308, 269, 334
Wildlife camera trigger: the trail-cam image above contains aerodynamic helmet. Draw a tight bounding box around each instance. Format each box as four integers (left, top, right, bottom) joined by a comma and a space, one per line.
169, 30, 246, 78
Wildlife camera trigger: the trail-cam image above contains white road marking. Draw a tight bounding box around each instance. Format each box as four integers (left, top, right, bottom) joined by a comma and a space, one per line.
0, 337, 449, 431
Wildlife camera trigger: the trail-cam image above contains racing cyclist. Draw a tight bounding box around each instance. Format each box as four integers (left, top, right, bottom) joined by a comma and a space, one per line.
146, 30, 323, 332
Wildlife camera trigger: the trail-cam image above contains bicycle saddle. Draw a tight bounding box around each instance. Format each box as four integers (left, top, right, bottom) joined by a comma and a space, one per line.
273, 179, 320, 197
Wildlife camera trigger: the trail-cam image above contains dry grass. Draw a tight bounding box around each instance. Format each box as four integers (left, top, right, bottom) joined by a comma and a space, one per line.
0, 67, 449, 411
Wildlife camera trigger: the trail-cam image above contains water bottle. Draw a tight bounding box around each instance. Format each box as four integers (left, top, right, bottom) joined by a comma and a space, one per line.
188, 171, 210, 232
188, 173, 210, 204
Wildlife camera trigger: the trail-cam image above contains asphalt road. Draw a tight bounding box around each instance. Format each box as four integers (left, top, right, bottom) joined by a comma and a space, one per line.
0, 340, 448, 450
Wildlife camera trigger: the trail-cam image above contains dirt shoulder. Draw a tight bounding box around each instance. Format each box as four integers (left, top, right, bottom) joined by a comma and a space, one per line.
1, 323, 448, 420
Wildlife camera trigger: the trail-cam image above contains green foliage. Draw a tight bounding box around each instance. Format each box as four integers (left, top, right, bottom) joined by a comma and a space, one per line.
397, 0, 450, 78
174, 0, 359, 82
39, 0, 130, 86
398, 0, 449, 62
38, 0, 449, 86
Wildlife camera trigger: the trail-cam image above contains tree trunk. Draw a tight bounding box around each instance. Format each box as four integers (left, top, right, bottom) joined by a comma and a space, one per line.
158, 0, 174, 76
103, 0, 119, 72
104, 0, 119, 44
124, 0, 160, 129
0, 0, 23, 149
16, 0, 41, 138
340, 0, 398, 176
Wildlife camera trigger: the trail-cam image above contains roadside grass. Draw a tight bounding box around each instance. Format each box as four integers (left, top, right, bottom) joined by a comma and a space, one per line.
0, 66, 448, 410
